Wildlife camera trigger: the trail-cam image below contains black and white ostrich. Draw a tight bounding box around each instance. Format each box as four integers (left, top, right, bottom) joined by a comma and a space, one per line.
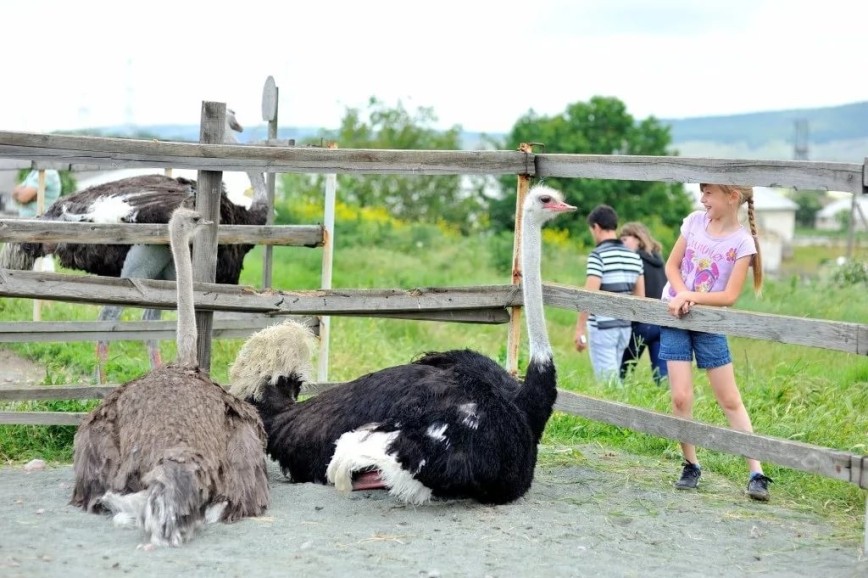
0, 109, 269, 382
228, 184, 576, 505
70, 207, 271, 548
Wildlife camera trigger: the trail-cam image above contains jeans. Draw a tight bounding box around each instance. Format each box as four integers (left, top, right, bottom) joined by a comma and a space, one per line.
588, 325, 631, 383
659, 326, 731, 369
620, 322, 668, 383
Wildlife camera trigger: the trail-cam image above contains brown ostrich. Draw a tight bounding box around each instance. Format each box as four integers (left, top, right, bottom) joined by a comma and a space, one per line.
70, 207, 271, 548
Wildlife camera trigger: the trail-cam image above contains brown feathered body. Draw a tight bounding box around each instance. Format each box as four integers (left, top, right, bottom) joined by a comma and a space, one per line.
71, 365, 269, 520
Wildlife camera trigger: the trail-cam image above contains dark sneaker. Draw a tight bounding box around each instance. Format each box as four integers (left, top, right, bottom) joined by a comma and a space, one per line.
747, 473, 772, 501
675, 461, 701, 490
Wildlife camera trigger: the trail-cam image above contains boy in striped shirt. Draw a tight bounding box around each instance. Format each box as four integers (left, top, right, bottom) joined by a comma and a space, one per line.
574, 204, 644, 383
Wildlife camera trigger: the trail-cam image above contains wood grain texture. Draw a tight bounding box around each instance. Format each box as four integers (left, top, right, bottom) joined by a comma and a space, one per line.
0, 131, 533, 175
536, 154, 864, 193
0, 220, 323, 246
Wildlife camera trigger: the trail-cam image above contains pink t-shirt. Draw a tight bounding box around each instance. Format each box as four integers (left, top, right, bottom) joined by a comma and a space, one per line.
662, 210, 757, 301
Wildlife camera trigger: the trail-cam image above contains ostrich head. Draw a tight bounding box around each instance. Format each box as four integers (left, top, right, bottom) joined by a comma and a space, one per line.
169, 207, 210, 243
227, 108, 243, 133
227, 320, 318, 401
523, 184, 577, 227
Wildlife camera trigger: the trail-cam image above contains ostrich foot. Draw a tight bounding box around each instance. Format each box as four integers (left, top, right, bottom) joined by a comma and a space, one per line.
352, 470, 387, 491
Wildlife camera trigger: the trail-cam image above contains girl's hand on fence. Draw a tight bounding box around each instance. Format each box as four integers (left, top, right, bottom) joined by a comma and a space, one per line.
668, 293, 692, 318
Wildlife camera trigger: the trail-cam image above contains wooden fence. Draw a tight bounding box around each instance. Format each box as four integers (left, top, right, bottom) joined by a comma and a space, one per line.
0, 102, 866, 548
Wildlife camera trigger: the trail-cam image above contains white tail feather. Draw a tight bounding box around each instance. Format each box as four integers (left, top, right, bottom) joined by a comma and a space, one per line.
99, 459, 205, 548
101, 490, 148, 528
326, 429, 433, 506
205, 502, 228, 524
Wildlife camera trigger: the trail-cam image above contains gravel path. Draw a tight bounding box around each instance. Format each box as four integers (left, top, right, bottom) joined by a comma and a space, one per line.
1, 448, 864, 578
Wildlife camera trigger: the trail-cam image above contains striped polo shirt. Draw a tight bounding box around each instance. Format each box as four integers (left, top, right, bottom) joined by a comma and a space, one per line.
586, 239, 643, 329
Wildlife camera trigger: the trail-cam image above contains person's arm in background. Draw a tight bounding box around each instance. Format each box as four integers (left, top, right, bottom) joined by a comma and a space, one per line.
12, 183, 37, 204
574, 275, 601, 351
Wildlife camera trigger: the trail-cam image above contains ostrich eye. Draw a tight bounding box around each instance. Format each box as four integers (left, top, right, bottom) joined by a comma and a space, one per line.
539, 195, 551, 204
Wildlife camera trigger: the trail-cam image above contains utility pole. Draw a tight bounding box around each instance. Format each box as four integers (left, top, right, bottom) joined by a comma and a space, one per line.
793, 118, 809, 160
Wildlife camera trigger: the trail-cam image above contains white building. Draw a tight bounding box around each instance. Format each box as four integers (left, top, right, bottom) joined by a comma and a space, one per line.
815, 195, 868, 231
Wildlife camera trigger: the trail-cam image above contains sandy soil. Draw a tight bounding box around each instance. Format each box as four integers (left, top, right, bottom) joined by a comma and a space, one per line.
0, 349, 864, 576
0, 448, 864, 578
0, 348, 46, 387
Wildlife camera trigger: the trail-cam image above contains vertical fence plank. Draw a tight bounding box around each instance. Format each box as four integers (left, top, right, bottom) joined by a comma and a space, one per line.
506, 143, 533, 375
262, 76, 279, 289
32, 169, 47, 322
318, 143, 338, 382
193, 101, 226, 373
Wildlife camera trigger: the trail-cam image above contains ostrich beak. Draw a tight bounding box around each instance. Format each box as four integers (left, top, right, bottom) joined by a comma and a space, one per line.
548, 200, 577, 213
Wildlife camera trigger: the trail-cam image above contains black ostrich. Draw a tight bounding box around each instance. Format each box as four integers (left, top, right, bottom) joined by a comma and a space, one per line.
228, 184, 576, 505
71, 207, 271, 548
0, 109, 269, 382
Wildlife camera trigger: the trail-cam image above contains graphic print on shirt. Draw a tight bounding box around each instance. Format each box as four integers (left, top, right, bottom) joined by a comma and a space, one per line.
669, 237, 738, 297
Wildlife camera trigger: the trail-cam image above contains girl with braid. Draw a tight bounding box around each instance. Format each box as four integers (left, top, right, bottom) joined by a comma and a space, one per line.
659, 183, 772, 501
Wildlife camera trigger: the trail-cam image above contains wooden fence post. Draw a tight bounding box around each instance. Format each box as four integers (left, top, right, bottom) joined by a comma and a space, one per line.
32, 168, 47, 321
506, 143, 533, 375
262, 76, 279, 289
192, 101, 226, 373
318, 143, 337, 382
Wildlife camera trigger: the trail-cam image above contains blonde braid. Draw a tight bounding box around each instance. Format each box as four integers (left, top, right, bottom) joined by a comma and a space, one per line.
744, 192, 763, 296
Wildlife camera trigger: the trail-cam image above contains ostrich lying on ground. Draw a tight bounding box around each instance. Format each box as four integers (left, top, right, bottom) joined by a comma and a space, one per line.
228, 184, 576, 505
70, 207, 271, 548
0, 109, 268, 382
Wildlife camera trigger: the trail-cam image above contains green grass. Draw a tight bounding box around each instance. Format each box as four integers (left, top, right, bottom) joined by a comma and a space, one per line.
1, 227, 866, 539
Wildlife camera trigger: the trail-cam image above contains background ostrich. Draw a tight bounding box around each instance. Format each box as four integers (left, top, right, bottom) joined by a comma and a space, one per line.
70, 207, 270, 548
228, 184, 576, 505
0, 109, 269, 382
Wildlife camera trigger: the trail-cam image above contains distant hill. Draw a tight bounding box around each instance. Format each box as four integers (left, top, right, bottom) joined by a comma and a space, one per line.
661, 101, 868, 162
77, 100, 868, 163
664, 101, 868, 146
71, 123, 501, 152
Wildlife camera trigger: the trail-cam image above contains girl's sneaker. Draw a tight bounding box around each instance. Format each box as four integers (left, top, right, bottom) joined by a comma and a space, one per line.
675, 461, 701, 490
747, 473, 773, 501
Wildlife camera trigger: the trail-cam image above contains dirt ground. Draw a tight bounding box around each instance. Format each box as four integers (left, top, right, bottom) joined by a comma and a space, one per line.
0, 348, 47, 386
0, 452, 864, 578
0, 352, 865, 577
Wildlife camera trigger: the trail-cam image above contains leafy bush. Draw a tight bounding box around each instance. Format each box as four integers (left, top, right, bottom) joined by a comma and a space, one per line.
831, 259, 868, 287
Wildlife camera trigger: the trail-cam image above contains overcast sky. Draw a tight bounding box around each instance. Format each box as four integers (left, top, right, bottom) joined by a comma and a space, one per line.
3, 0, 865, 135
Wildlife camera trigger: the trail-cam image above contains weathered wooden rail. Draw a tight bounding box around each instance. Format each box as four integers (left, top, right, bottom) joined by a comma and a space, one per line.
0, 277, 864, 354
1, 103, 866, 548
0, 130, 864, 192
0, 220, 324, 247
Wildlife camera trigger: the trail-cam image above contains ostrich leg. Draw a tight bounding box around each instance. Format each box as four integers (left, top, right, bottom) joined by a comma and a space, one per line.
95, 244, 174, 383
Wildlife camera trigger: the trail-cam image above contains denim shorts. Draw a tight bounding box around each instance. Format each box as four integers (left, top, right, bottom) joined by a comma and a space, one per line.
658, 326, 731, 369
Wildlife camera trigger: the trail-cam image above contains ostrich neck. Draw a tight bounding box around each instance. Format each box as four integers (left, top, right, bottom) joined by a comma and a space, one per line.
224, 127, 268, 209
172, 230, 197, 368
520, 218, 551, 362
246, 171, 268, 208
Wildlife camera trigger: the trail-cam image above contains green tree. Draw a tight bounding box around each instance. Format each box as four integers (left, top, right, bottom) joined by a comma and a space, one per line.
490, 96, 692, 242
790, 190, 824, 228
281, 97, 486, 233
